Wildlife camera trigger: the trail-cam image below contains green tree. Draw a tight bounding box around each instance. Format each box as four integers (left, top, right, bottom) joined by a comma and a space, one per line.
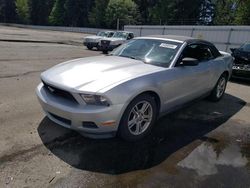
214, 0, 236, 25
29, 0, 55, 25
149, 0, 203, 25
15, 0, 29, 23
88, 0, 109, 28
235, 0, 250, 25
49, 0, 66, 26
134, 0, 158, 24
173, 0, 203, 24
149, 0, 176, 24
0, 0, 17, 23
64, 0, 93, 27
105, 0, 141, 29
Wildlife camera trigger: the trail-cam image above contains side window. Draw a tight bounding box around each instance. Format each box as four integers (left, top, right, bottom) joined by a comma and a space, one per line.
181, 44, 214, 62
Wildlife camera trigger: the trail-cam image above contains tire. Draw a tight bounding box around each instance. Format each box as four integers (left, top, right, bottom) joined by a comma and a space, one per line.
87, 45, 93, 50
102, 50, 108, 54
208, 73, 228, 102
118, 94, 157, 141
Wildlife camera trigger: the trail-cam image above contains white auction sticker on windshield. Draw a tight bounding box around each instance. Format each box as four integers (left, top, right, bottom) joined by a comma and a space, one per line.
159, 43, 177, 49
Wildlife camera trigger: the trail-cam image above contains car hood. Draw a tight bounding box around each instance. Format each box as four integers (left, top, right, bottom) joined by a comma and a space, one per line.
106, 37, 126, 42
41, 56, 162, 93
85, 36, 102, 40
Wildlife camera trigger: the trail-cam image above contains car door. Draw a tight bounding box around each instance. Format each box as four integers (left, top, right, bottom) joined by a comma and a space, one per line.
161, 43, 215, 111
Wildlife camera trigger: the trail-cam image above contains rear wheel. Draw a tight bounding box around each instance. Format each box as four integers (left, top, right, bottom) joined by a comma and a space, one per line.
118, 94, 157, 141
87, 45, 93, 50
102, 50, 108, 54
209, 73, 228, 102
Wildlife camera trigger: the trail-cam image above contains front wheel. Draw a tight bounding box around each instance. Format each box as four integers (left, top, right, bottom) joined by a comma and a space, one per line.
102, 50, 108, 54
118, 94, 157, 141
87, 45, 93, 50
208, 73, 228, 102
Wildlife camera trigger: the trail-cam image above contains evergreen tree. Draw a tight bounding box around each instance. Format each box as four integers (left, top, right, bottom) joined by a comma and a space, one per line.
105, 0, 141, 29
64, 0, 93, 27
88, 0, 109, 28
235, 0, 250, 25
150, 0, 203, 25
214, 0, 236, 25
0, 0, 17, 23
173, 0, 203, 25
149, 0, 176, 25
15, 0, 29, 23
29, 0, 55, 25
134, 0, 158, 24
49, 0, 66, 26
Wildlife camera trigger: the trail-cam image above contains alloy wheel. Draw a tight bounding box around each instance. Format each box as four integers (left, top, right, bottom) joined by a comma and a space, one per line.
127, 101, 153, 135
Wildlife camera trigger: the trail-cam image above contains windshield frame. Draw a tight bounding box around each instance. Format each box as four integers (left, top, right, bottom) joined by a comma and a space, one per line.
111, 38, 182, 68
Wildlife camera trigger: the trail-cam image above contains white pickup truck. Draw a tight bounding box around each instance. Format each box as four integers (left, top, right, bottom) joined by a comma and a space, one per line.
83, 31, 114, 50
99, 31, 134, 53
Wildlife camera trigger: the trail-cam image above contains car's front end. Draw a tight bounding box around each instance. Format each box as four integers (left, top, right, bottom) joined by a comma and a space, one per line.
232, 63, 250, 80
232, 54, 250, 80
99, 38, 126, 52
231, 44, 250, 80
83, 31, 115, 50
36, 81, 124, 138
36, 55, 162, 138
83, 36, 103, 50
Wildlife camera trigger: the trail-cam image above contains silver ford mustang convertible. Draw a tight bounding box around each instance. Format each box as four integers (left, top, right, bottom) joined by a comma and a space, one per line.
36, 35, 233, 141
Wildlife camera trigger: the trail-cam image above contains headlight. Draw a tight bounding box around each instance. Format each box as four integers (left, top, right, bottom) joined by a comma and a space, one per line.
81, 94, 110, 106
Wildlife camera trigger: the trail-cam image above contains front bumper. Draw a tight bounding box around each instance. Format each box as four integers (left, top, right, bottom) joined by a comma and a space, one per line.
83, 42, 99, 48
36, 83, 124, 138
232, 65, 250, 79
100, 44, 118, 51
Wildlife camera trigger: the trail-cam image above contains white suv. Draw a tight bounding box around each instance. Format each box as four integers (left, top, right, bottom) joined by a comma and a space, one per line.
83, 31, 114, 50
99, 31, 134, 53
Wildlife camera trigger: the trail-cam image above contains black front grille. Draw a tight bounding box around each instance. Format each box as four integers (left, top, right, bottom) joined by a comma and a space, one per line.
101, 40, 110, 46
82, 121, 98, 129
42, 80, 78, 104
49, 113, 71, 125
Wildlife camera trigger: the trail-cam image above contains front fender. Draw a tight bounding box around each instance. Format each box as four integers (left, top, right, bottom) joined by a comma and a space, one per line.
104, 76, 162, 129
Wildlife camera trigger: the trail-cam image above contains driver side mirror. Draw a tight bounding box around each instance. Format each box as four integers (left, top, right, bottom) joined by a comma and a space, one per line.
180, 57, 199, 66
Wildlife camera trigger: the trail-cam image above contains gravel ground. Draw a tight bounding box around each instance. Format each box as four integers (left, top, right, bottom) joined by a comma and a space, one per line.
0, 26, 249, 188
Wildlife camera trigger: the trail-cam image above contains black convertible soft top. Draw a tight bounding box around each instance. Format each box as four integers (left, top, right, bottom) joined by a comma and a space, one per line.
148, 35, 222, 57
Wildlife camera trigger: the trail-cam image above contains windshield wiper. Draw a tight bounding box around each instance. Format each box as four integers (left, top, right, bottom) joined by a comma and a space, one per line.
119, 55, 145, 63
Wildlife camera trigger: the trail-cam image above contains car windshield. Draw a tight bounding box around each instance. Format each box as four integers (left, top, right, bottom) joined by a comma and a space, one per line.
111, 39, 182, 67
97, 31, 111, 37
240, 43, 250, 52
112, 32, 128, 39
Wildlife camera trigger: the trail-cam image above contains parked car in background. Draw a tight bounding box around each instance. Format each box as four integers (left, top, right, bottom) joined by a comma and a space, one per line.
83, 31, 114, 50
36, 35, 233, 141
231, 42, 250, 80
99, 31, 134, 53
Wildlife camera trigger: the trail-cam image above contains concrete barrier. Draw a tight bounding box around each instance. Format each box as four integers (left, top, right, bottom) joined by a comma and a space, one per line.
124, 25, 250, 52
